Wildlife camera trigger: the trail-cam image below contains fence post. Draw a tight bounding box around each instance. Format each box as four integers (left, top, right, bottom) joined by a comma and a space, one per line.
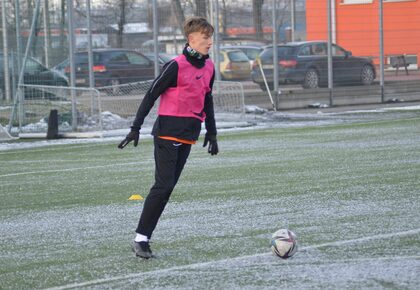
379, 0, 385, 103
42, 0, 50, 68
327, 0, 334, 107
273, 0, 279, 95
67, 0, 77, 131
15, 0, 23, 80
87, 0, 95, 89
290, 0, 295, 42
2, 0, 11, 101
214, 0, 221, 81
152, 0, 159, 78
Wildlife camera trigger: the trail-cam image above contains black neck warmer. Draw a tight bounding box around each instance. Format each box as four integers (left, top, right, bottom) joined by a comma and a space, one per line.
183, 43, 209, 69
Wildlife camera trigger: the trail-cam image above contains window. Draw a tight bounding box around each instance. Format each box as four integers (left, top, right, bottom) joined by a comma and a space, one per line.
244, 48, 262, 61
75, 53, 101, 65
126, 52, 150, 65
298, 45, 312, 56
332, 45, 347, 57
25, 58, 45, 73
383, 0, 416, 2
108, 52, 129, 63
341, 0, 373, 4
277, 46, 295, 57
313, 43, 327, 56
228, 51, 249, 62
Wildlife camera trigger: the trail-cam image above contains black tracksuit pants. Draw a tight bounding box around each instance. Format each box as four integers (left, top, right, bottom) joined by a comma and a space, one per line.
136, 137, 192, 239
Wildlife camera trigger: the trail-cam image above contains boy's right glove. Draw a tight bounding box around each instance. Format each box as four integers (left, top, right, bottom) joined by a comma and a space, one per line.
203, 134, 218, 155
118, 128, 139, 149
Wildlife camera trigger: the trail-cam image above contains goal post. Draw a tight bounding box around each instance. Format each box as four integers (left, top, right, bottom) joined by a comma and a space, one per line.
0, 124, 14, 141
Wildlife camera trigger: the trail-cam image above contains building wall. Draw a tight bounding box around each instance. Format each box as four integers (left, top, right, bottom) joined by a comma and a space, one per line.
306, 0, 420, 65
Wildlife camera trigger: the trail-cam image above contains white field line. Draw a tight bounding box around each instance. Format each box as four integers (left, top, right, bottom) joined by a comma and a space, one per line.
0, 143, 111, 155
0, 161, 148, 178
46, 228, 420, 290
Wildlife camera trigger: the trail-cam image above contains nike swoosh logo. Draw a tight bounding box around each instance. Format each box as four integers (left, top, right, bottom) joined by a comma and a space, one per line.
172, 143, 182, 147
196, 75, 203, 80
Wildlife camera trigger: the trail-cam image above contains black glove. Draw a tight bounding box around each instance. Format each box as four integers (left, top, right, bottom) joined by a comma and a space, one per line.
118, 128, 139, 149
203, 134, 218, 155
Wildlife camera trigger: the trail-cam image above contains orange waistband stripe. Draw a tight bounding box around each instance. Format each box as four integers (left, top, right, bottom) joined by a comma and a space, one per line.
158, 136, 196, 145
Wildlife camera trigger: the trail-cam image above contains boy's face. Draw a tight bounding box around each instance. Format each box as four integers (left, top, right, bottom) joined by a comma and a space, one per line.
188, 31, 213, 55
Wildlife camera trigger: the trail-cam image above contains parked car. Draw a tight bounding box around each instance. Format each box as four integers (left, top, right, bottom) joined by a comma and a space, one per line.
53, 49, 155, 88
143, 52, 177, 66
251, 41, 376, 90
0, 52, 68, 99
222, 45, 264, 68
216, 48, 251, 80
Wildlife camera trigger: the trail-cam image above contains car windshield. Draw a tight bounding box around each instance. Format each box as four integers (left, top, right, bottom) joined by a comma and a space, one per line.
0, 54, 46, 71
246, 49, 262, 60
228, 51, 249, 62
160, 54, 175, 63
25, 58, 46, 73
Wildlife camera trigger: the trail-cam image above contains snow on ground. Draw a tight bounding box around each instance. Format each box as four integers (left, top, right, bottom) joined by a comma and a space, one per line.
1, 109, 419, 289
1, 104, 419, 152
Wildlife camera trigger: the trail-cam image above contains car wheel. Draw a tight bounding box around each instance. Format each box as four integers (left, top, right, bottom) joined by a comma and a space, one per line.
106, 79, 121, 95
303, 68, 319, 89
360, 65, 375, 85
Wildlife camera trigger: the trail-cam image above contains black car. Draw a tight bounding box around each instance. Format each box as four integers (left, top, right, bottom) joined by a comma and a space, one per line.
54, 49, 155, 88
1, 52, 68, 99
251, 41, 376, 90
143, 52, 176, 66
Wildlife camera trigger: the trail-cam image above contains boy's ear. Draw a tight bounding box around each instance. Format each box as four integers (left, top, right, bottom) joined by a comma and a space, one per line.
187, 34, 195, 44
187, 33, 194, 42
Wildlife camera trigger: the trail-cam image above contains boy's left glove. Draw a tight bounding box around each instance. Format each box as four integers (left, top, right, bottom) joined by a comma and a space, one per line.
203, 134, 218, 155
118, 128, 139, 149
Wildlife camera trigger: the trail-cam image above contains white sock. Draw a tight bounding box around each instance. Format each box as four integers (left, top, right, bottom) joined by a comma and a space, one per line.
134, 233, 148, 243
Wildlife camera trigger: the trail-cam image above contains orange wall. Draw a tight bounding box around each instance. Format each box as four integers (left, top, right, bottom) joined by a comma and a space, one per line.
306, 1, 329, 40
306, 0, 420, 65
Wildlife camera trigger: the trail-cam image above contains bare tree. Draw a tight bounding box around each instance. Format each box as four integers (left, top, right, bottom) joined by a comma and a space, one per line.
93, 0, 135, 48
26, 0, 34, 28
253, 0, 264, 40
117, 0, 126, 47
60, 0, 65, 54
195, 0, 206, 17
220, 0, 226, 35
171, 0, 185, 35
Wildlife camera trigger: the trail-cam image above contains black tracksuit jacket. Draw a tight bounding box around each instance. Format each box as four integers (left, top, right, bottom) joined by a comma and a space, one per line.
131, 48, 217, 141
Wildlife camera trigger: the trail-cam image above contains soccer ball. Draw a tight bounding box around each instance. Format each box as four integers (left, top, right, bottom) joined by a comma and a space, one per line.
270, 229, 298, 259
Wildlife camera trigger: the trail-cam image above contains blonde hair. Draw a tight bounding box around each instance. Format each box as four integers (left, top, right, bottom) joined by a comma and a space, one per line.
183, 17, 214, 39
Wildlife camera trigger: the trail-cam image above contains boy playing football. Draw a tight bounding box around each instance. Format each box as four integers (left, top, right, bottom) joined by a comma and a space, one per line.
118, 17, 218, 259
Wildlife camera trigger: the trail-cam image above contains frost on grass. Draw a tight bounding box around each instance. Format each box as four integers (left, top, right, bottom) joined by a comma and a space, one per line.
1, 104, 418, 152
1, 106, 419, 289
1, 185, 419, 289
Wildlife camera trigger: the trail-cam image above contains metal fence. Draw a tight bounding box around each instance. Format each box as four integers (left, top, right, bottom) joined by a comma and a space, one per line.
0, 0, 419, 134
3, 80, 245, 135
6, 84, 102, 135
